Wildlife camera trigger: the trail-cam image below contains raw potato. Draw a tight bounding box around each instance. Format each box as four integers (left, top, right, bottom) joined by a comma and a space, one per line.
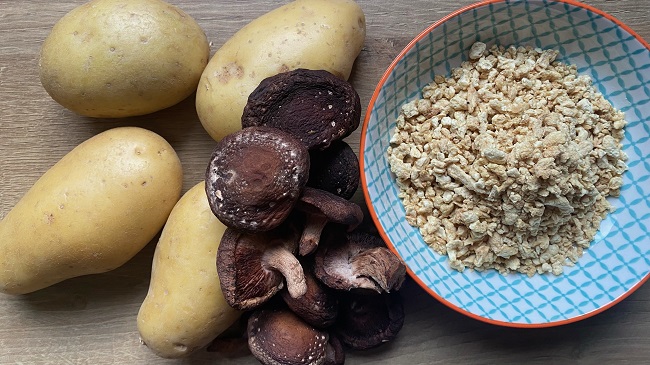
39, 0, 210, 118
0, 127, 183, 295
196, 0, 366, 141
137, 182, 241, 358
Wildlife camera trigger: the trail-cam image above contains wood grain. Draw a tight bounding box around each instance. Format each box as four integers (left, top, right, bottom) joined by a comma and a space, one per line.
1, 1, 649, 364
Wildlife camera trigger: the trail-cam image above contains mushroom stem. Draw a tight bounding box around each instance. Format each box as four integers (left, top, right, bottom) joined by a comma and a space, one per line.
298, 214, 329, 256
262, 245, 307, 298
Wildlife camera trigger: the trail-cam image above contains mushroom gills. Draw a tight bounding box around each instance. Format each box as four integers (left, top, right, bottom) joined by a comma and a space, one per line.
216, 224, 307, 311
313, 230, 406, 294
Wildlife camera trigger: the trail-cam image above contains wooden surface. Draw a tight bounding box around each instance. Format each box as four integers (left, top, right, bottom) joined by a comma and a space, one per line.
1, 0, 649, 364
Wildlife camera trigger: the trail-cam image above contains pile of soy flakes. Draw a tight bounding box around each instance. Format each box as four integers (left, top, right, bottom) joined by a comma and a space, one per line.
387, 42, 628, 276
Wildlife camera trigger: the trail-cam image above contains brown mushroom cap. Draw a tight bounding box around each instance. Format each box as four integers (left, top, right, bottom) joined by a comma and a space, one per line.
295, 187, 364, 256
281, 265, 339, 329
216, 224, 307, 311
307, 140, 360, 200
334, 292, 405, 351
248, 308, 334, 365
313, 230, 406, 294
206, 126, 309, 232
241, 69, 361, 151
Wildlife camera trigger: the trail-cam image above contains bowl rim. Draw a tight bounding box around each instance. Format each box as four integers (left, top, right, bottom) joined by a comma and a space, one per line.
360, 0, 650, 328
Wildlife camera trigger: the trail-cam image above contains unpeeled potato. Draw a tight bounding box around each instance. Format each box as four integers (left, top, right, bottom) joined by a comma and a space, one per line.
39, 0, 210, 118
0, 127, 183, 295
137, 181, 241, 358
195, 0, 366, 141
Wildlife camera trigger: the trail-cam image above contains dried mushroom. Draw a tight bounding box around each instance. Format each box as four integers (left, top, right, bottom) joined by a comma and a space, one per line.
308, 140, 360, 200
248, 308, 341, 365
241, 69, 361, 151
323, 334, 345, 365
281, 265, 339, 329
334, 292, 405, 350
216, 224, 307, 311
206, 126, 309, 232
314, 230, 406, 294
295, 187, 364, 256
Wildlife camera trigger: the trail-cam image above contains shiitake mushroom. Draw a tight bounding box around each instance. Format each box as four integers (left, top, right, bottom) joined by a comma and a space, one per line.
308, 140, 360, 200
205, 126, 309, 232
241, 68, 361, 151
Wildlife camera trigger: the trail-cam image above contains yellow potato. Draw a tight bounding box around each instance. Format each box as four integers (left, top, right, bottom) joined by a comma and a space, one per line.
0, 127, 183, 295
39, 0, 210, 118
137, 181, 241, 358
196, 0, 366, 141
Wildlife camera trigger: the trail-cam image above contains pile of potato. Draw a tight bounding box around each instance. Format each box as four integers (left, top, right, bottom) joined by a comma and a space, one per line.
0, 0, 373, 362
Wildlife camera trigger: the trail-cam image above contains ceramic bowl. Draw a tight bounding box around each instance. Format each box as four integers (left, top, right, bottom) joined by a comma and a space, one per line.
360, 0, 650, 327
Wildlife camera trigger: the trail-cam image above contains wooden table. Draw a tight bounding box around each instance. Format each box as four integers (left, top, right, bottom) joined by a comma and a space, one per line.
1, 0, 649, 364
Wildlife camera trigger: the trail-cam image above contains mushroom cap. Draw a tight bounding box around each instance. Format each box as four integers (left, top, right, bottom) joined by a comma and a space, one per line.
307, 140, 360, 200
216, 224, 307, 311
295, 188, 364, 256
241, 69, 361, 151
334, 292, 405, 351
313, 230, 406, 294
281, 265, 339, 329
248, 309, 332, 365
206, 126, 309, 232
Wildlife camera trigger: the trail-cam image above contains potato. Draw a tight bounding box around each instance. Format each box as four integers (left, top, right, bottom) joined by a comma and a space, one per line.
0, 127, 183, 295
195, 0, 366, 141
137, 181, 241, 358
39, 0, 210, 118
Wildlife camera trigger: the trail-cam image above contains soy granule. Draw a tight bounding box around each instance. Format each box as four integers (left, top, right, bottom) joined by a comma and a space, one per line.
387, 42, 628, 276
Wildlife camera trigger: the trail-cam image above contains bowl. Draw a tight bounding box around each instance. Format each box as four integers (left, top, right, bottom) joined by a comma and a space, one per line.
360, 0, 650, 327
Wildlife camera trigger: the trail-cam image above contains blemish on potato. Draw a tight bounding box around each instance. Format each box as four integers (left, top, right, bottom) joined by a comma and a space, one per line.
173, 343, 188, 353
44, 213, 55, 224
215, 62, 244, 83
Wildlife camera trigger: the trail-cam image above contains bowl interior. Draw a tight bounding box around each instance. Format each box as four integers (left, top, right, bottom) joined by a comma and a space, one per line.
362, 0, 650, 326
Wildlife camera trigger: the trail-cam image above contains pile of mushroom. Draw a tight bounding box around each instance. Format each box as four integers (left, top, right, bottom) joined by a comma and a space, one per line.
205, 69, 407, 364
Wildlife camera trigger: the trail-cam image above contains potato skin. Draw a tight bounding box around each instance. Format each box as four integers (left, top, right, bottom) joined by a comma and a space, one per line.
0, 127, 183, 295
195, 0, 366, 141
39, 0, 210, 118
137, 182, 241, 358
